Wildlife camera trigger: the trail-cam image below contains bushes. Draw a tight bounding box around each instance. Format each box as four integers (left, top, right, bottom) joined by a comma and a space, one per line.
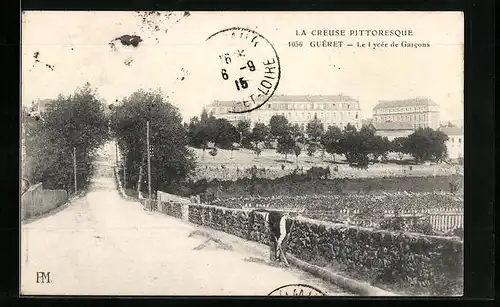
196, 175, 463, 199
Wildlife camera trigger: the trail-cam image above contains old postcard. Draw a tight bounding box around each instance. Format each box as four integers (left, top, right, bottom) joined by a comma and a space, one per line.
21, 11, 464, 296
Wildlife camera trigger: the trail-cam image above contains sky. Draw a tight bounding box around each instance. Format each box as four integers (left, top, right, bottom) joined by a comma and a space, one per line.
21, 11, 464, 123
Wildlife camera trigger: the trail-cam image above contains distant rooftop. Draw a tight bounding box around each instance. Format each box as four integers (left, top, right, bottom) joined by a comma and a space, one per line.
267, 94, 358, 103
373, 97, 438, 110
372, 121, 414, 131
438, 126, 464, 135
209, 94, 359, 107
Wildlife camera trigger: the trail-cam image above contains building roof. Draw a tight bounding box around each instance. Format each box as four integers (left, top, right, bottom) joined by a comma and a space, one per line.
267, 94, 358, 103
373, 97, 438, 110
208, 100, 236, 108
362, 118, 374, 126
438, 126, 464, 136
209, 94, 358, 107
35, 98, 55, 107
372, 121, 414, 131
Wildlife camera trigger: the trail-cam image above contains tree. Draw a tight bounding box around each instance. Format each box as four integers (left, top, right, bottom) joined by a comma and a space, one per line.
340, 124, 371, 169
369, 135, 390, 162
391, 137, 409, 160
110, 89, 196, 195
250, 122, 269, 145
306, 143, 317, 157
269, 115, 290, 140
306, 116, 325, 143
321, 125, 344, 161
293, 144, 302, 163
23, 83, 110, 192
405, 128, 449, 163
213, 118, 239, 149
276, 135, 295, 161
236, 120, 252, 147
291, 123, 305, 143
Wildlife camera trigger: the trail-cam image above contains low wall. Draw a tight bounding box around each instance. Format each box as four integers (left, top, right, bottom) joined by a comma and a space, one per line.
21, 183, 68, 220
21, 183, 43, 220
42, 189, 68, 212
158, 201, 184, 220
184, 204, 462, 295
287, 217, 463, 295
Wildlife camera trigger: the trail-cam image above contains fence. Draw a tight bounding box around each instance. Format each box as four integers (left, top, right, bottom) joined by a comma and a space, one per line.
21, 182, 68, 220
242, 203, 464, 234
318, 208, 463, 233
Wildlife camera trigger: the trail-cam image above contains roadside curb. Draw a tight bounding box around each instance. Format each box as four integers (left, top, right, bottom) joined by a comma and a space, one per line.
286, 255, 398, 296
185, 222, 397, 296
113, 165, 129, 200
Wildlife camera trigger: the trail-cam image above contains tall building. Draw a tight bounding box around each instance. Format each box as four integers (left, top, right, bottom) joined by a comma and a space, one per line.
205, 94, 363, 130
438, 125, 464, 160
372, 97, 440, 130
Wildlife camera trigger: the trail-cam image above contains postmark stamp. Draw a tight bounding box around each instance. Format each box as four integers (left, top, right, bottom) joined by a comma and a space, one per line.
268, 284, 326, 296
205, 27, 281, 113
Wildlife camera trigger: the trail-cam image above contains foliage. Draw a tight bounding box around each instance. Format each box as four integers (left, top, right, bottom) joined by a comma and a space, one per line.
269, 115, 290, 140
306, 143, 318, 157
340, 124, 371, 169
110, 89, 196, 193
391, 137, 409, 160
236, 120, 252, 147
291, 123, 305, 143
213, 118, 239, 149
405, 128, 449, 163
306, 115, 325, 143
276, 135, 295, 161
22, 83, 109, 192
250, 122, 269, 144
321, 125, 344, 159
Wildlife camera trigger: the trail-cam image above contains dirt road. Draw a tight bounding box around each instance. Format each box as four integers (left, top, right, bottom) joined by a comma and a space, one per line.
21, 143, 352, 296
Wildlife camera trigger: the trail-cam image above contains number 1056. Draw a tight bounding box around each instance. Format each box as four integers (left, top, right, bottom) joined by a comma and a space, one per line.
288, 41, 303, 47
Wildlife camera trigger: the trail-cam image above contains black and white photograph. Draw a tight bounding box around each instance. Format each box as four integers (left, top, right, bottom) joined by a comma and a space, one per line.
21, 11, 464, 296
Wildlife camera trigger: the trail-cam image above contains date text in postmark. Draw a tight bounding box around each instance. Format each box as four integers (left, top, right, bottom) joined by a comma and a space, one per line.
205, 27, 281, 113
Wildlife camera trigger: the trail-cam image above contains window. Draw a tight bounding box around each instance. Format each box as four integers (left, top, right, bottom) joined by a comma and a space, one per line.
451, 138, 454, 143
355, 113, 359, 119
458, 138, 462, 143
268, 104, 271, 108
347, 104, 350, 109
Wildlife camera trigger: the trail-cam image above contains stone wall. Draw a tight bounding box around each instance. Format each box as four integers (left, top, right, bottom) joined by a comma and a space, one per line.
286, 217, 463, 295
185, 204, 462, 295
158, 201, 183, 219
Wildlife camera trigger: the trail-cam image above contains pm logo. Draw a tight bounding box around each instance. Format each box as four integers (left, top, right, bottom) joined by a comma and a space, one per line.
36, 272, 51, 283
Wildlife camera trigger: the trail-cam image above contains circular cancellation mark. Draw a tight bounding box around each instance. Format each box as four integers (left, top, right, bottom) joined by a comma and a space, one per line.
205, 27, 281, 114
268, 284, 327, 296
